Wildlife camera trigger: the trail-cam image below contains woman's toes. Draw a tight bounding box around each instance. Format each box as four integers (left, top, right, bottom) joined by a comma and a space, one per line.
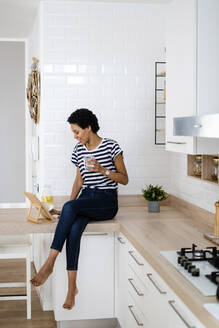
30, 279, 36, 286
63, 303, 72, 310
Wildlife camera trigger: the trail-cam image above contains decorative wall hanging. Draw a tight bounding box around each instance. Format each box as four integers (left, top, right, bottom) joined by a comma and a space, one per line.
26, 57, 40, 124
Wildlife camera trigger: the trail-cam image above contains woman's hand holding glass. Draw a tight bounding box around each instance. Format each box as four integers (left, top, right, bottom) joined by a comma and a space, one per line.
85, 158, 104, 174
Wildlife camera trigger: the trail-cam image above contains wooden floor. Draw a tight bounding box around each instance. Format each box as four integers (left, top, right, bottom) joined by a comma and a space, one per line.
0, 259, 56, 328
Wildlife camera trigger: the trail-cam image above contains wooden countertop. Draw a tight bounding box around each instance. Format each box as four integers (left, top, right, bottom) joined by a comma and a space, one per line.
0, 195, 218, 327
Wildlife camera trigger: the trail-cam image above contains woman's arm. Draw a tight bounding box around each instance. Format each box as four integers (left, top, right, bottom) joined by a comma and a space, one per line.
89, 154, 128, 185
70, 167, 83, 200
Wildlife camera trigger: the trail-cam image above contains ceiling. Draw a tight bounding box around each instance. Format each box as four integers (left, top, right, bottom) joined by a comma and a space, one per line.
0, 0, 172, 39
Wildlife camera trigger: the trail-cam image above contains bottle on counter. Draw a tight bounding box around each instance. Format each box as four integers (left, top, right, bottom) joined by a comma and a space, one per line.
193, 156, 202, 177
211, 158, 219, 181
41, 184, 54, 211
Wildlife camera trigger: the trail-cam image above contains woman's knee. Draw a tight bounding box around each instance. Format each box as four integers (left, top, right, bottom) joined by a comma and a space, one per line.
61, 200, 76, 216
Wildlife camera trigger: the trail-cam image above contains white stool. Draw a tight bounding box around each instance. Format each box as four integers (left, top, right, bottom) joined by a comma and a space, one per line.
0, 234, 32, 319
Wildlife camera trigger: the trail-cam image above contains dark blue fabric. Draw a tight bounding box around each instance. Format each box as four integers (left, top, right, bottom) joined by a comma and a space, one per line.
50, 187, 118, 270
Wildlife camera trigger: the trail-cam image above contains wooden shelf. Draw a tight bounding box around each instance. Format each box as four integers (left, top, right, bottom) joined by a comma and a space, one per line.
155, 62, 166, 145
156, 72, 166, 77
187, 154, 219, 185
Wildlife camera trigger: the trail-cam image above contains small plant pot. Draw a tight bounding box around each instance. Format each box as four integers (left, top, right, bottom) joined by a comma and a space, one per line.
148, 200, 160, 213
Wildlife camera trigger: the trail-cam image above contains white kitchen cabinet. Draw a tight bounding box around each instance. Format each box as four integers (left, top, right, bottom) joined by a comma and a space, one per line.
197, 0, 219, 117
116, 232, 205, 328
52, 232, 114, 322
32, 233, 54, 310
166, 0, 219, 154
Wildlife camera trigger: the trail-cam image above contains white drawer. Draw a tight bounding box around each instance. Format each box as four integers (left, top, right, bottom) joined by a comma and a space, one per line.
127, 245, 150, 284
128, 265, 167, 325
166, 294, 205, 328
127, 291, 147, 328
116, 232, 130, 247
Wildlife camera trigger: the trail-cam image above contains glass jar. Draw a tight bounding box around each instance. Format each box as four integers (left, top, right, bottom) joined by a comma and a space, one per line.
41, 184, 54, 211
211, 158, 219, 181
193, 156, 202, 177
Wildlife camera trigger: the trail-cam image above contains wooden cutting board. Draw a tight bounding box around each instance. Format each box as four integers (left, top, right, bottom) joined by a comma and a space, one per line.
204, 233, 219, 246
204, 201, 219, 246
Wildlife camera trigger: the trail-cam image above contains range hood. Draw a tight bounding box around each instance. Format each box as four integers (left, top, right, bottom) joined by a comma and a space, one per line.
173, 113, 219, 138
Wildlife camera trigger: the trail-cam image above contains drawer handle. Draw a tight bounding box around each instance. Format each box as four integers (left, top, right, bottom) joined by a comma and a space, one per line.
147, 273, 167, 294
193, 124, 202, 128
128, 278, 144, 296
128, 305, 144, 326
167, 141, 187, 145
83, 233, 108, 236
117, 237, 125, 244
128, 251, 144, 266
168, 300, 196, 328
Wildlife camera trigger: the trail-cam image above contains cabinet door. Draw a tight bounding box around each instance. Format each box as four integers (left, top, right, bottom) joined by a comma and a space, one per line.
197, 0, 219, 116
52, 232, 114, 321
115, 232, 129, 328
33, 233, 53, 310
196, 0, 219, 154
166, 0, 196, 153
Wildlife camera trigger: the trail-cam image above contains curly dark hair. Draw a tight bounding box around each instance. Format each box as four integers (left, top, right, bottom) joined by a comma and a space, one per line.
67, 108, 100, 133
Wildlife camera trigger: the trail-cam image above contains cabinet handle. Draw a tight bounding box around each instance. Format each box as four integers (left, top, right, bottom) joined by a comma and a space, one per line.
117, 237, 125, 244
147, 273, 167, 294
193, 124, 202, 128
128, 278, 144, 296
167, 141, 187, 145
128, 305, 144, 326
128, 251, 144, 266
168, 300, 196, 328
83, 233, 108, 236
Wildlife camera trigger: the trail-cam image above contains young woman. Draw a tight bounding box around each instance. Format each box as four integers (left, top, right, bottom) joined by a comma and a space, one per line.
30, 108, 128, 310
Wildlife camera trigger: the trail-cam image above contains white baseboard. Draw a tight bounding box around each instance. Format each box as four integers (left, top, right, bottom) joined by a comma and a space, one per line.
56, 318, 120, 328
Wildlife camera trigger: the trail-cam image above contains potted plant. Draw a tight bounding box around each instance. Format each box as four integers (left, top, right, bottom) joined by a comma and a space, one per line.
142, 184, 168, 213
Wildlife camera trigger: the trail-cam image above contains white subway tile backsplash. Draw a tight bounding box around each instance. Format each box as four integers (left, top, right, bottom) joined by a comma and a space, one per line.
37, 1, 168, 196
67, 76, 88, 85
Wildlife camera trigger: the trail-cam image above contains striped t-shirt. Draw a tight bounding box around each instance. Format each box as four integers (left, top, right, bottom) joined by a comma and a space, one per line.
71, 138, 123, 189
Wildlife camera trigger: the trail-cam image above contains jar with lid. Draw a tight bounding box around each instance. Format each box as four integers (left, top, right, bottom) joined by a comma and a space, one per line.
41, 184, 54, 211
193, 156, 202, 177
211, 158, 219, 181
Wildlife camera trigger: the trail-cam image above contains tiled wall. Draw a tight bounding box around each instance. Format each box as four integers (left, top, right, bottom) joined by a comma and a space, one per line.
38, 1, 169, 196
169, 152, 219, 213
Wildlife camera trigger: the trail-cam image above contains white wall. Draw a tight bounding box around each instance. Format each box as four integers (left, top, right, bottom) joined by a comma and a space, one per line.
37, 1, 169, 196
28, 4, 42, 195
0, 41, 26, 203
169, 152, 219, 213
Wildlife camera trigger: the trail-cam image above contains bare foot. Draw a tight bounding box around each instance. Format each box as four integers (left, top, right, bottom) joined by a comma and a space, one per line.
63, 286, 78, 310
30, 260, 53, 287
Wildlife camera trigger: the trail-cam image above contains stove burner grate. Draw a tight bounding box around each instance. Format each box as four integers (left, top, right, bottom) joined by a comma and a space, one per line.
177, 243, 219, 262
205, 271, 219, 285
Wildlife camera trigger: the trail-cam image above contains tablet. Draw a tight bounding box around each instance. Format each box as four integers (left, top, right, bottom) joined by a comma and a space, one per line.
24, 192, 56, 221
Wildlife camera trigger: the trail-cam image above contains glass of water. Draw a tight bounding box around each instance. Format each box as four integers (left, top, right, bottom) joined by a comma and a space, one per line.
84, 156, 95, 171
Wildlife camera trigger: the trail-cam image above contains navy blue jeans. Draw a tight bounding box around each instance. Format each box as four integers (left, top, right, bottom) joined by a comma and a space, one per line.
50, 187, 118, 270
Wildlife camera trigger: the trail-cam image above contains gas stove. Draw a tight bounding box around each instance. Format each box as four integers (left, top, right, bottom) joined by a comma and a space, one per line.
160, 244, 219, 297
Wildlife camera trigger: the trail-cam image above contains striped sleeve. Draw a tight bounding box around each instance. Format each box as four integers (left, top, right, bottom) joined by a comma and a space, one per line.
111, 140, 123, 160
71, 144, 78, 167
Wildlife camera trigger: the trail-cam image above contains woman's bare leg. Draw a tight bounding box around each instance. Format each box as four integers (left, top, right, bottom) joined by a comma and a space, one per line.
63, 270, 78, 310
30, 249, 59, 286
